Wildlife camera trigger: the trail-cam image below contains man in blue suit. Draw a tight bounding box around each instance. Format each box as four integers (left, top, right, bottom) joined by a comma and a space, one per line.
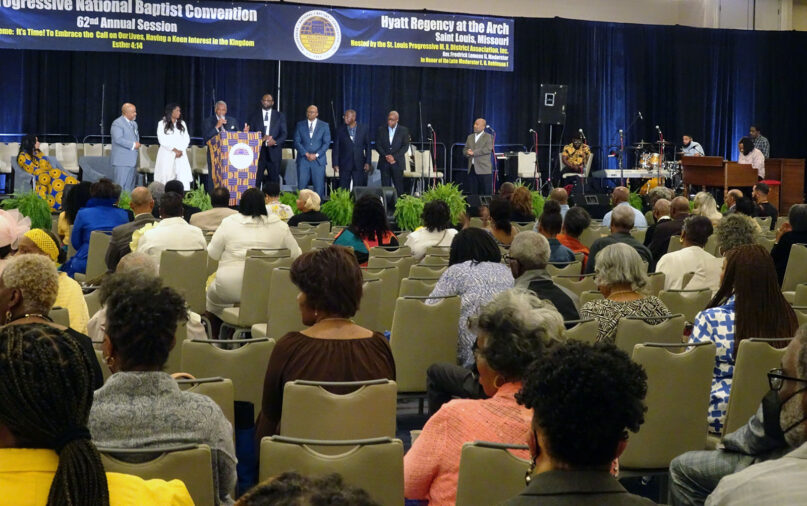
110, 102, 140, 192
333, 109, 371, 190
293, 105, 330, 199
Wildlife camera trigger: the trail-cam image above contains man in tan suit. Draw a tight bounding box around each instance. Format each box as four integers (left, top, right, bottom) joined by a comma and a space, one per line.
464, 118, 493, 195
189, 187, 237, 232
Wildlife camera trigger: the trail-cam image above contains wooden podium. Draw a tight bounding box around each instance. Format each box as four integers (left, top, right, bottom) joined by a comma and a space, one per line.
681, 156, 756, 197
207, 131, 261, 205
764, 158, 805, 216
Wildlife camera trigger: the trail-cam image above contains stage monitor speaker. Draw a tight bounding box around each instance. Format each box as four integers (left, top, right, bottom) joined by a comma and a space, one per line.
538, 84, 567, 125
577, 193, 611, 220
352, 186, 397, 223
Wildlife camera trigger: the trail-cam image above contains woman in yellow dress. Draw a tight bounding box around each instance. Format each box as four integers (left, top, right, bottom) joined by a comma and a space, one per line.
16, 134, 79, 212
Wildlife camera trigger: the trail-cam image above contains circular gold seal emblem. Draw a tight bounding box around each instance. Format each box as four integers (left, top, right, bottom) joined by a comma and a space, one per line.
294, 10, 341, 61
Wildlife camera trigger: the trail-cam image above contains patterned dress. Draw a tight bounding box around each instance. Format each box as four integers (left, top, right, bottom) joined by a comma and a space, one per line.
580, 296, 671, 345
17, 151, 78, 212
689, 296, 736, 434
428, 261, 514, 366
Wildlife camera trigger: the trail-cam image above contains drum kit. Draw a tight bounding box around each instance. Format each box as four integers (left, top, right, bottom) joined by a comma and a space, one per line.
629, 140, 683, 193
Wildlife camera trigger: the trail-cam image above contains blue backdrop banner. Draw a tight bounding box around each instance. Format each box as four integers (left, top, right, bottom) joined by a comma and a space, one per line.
0, 1, 513, 71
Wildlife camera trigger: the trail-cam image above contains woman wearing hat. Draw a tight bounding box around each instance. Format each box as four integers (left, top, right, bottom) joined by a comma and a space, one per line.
17, 228, 90, 334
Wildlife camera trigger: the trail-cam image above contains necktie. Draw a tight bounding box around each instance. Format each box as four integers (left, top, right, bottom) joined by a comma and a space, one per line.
264, 111, 268, 121
309, 122, 314, 137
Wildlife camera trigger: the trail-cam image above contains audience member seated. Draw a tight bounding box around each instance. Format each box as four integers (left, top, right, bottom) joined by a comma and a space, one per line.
88, 252, 155, 341
406, 289, 564, 505
429, 228, 514, 367
581, 243, 670, 344
510, 186, 535, 223
690, 244, 798, 434
206, 187, 301, 316
0, 209, 29, 274
17, 229, 90, 334
236, 472, 379, 506
601, 186, 648, 229
334, 195, 398, 265
549, 187, 570, 219
656, 216, 723, 293
557, 206, 591, 270
287, 189, 329, 227
648, 196, 690, 266
704, 329, 807, 505
16, 134, 79, 212
165, 179, 201, 222
105, 186, 157, 271
715, 213, 759, 255
486, 197, 519, 246
724, 188, 743, 214
668, 330, 805, 505
499, 182, 515, 201
404, 200, 458, 261
752, 182, 778, 231
693, 191, 724, 227
263, 182, 293, 221
643, 198, 671, 247
509, 231, 579, 321
58, 182, 91, 247
189, 186, 237, 232
0, 253, 102, 386
536, 200, 576, 263
734, 196, 759, 221
771, 203, 807, 285
505, 341, 653, 505
255, 246, 395, 439
62, 178, 129, 278
645, 186, 675, 222
89, 272, 236, 505
148, 181, 166, 219
0, 323, 193, 505
586, 205, 653, 275
136, 191, 206, 270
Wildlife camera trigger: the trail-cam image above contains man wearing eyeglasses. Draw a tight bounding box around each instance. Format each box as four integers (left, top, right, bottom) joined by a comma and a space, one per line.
670, 327, 807, 505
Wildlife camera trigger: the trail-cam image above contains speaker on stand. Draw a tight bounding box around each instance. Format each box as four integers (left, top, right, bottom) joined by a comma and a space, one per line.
537, 84, 568, 193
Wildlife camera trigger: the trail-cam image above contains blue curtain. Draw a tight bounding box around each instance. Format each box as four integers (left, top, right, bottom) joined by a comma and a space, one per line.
2, 17, 806, 166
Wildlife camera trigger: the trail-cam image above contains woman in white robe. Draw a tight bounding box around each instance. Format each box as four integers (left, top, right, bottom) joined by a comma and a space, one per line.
154, 103, 193, 190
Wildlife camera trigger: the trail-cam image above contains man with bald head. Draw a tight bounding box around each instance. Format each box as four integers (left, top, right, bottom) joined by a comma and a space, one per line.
464, 118, 493, 195
648, 195, 691, 266
725, 189, 743, 214
549, 187, 570, 219
104, 186, 156, 272
110, 102, 141, 192
586, 204, 653, 274
644, 198, 671, 247
294, 105, 331, 199
601, 186, 648, 229
375, 110, 410, 196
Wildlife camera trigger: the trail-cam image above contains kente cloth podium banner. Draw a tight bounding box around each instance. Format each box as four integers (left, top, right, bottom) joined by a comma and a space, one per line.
208, 131, 261, 206
0, 1, 514, 71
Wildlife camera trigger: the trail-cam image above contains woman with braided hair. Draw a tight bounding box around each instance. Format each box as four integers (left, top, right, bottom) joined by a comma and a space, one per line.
0, 323, 193, 505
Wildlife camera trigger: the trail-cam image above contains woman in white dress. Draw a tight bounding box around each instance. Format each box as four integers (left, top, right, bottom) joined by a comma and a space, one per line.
154, 103, 193, 190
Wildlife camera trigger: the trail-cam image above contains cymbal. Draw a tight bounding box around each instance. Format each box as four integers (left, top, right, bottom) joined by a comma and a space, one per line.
655, 140, 673, 145
632, 141, 652, 148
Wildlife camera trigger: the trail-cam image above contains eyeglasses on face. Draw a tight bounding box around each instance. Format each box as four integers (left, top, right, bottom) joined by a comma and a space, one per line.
768, 368, 807, 391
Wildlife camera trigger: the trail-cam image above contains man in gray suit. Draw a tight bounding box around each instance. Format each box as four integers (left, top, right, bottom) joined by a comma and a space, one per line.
464, 118, 493, 195
110, 103, 141, 192
105, 186, 156, 272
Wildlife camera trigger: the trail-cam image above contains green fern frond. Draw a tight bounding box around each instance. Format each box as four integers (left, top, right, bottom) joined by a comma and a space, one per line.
0, 191, 52, 230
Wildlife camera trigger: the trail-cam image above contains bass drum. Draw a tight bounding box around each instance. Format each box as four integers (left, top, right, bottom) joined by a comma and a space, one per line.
639, 177, 665, 195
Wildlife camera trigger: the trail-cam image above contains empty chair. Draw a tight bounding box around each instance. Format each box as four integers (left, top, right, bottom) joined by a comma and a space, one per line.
614, 314, 687, 355
293, 231, 316, 252
280, 379, 397, 441
252, 267, 303, 340
782, 244, 807, 303
368, 255, 416, 284
398, 277, 438, 297
180, 338, 275, 422
54, 142, 80, 173
619, 342, 715, 476
646, 271, 666, 296
552, 274, 597, 299
390, 296, 460, 394
98, 444, 215, 506
455, 442, 531, 506
564, 318, 598, 344
361, 266, 400, 331
138, 144, 157, 175
74, 230, 112, 281
160, 249, 207, 315
83, 142, 104, 156
259, 436, 404, 506
408, 264, 446, 279
353, 278, 383, 332
420, 254, 449, 265
659, 289, 712, 324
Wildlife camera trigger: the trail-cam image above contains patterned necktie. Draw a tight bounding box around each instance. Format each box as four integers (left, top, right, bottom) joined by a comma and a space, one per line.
264, 111, 268, 121
309, 122, 314, 137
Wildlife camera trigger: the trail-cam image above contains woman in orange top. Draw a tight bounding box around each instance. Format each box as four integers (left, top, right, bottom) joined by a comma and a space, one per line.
404, 288, 565, 505
333, 194, 398, 265
556, 206, 592, 271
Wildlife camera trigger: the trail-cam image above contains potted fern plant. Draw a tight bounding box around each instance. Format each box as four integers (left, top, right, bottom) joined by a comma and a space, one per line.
183, 187, 212, 211
279, 191, 301, 215
422, 182, 467, 225
321, 188, 354, 226
394, 195, 425, 231
1, 191, 52, 230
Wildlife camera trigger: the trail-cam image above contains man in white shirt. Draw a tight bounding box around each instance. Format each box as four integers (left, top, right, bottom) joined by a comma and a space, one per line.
601, 186, 648, 229
738, 137, 765, 179
137, 191, 207, 270
706, 331, 807, 505
549, 187, 570, 220
681, 134, 704, 157
656, 216, 723, 293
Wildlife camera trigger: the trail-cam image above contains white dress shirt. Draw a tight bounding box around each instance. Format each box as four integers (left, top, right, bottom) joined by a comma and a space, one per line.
404, 227, 458, 261
135, 217, 207, 271
263, 109, 272, 136
308, 119, 317, 138
738, 148, 766, 178
656, 245, 723, 293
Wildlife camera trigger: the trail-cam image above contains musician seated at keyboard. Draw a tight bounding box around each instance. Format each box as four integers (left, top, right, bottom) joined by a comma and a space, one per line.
681, 134, 704, 156
561, 134, 590, 178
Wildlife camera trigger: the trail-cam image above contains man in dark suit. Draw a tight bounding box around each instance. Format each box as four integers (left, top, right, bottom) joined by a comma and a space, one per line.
202, 100, 241, 192
245, 94, 287, 190
332, 109, 371, 189
648, 196, 690, 267
105, 186, 156, 271
375, 110, 410, 196
293, 105, 331, 199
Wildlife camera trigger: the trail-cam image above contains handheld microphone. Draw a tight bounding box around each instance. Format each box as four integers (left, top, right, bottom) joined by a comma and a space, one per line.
426, 123, 433, 130
486, 125, 495, 133
638, 111, 643, 120
529, 128, 536, 133
578, 128, 586, 141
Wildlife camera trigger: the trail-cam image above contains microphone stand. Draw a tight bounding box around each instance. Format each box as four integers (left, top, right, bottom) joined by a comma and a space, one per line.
657, 128, 664, 187
100, 83, 105, 149
619, 129, 625, 187
430, 126, 437, 189
489, 127, 497, 195
532, 129, 540, 190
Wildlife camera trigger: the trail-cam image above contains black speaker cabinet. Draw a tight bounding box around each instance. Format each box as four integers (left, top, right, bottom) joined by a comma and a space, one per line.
538, 84, 567, 125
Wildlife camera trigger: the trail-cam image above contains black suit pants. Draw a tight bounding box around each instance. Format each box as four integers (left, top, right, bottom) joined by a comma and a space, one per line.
339, 163, 367, 189
256, 147, 281, 189
381, 164, 404, 196
465, 165, 492, 195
